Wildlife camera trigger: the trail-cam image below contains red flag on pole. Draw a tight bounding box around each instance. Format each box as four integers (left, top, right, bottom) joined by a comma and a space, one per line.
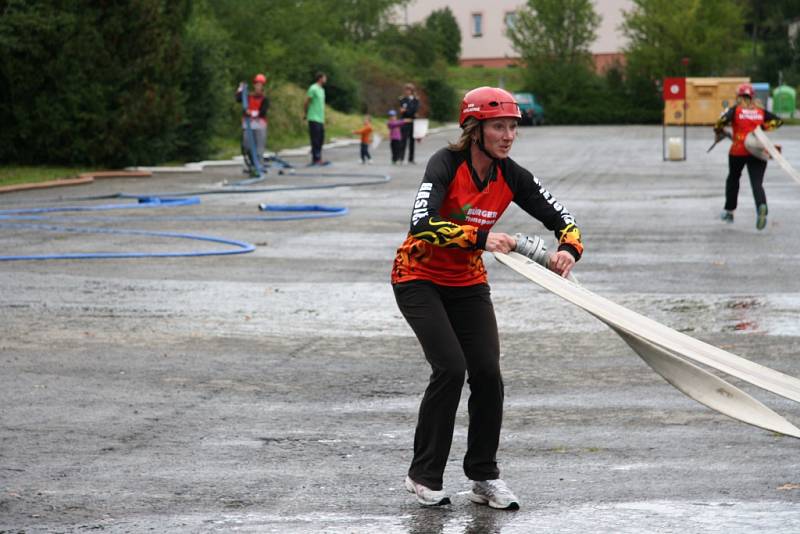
663, 78, 686, 100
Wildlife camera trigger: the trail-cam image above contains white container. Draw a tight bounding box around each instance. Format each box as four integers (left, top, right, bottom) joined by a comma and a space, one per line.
413, 118, 429, 139
667, 137, 683, 160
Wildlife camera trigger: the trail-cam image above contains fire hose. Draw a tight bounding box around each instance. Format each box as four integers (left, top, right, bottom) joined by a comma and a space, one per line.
501, 235, 800, 438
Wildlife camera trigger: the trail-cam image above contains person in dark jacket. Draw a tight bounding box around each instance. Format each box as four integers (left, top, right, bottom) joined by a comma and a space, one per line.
399, 83, 420, 164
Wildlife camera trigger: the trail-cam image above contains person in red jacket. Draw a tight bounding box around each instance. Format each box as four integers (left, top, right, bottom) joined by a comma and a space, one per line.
392, 87, 583, 510
235, 73, 270, 175
715, 83, 782, 230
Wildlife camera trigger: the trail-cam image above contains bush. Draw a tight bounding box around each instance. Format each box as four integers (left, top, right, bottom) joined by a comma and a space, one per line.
174, 5, 231, 162
423, 74, 458, 122
0, 1, 191, 166
303, 46, 361, 114
519, 60, 662, 125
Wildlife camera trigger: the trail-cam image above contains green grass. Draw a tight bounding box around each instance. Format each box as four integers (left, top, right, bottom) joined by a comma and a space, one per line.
0, 166, 96, 188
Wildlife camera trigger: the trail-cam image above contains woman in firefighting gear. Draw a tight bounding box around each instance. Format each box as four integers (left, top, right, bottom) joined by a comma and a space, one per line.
392, 87, 583, 509
715, 83, 783, 230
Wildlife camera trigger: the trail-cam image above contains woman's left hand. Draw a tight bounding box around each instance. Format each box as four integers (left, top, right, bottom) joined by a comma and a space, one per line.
548, 250, 576, 278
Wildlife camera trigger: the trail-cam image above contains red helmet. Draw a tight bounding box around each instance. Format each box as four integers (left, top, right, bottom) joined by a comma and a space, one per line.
737, 83, 754, 98
459, 87, 521, 126
253, 73, 267, 84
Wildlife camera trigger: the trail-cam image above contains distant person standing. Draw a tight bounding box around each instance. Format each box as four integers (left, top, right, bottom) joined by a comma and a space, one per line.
387, 109, 404, 164
352, 114, 373, 164
399, 83, 419, 164
715, 83, 783, 230
235, 73, 269, 174
303, 72, 329, 166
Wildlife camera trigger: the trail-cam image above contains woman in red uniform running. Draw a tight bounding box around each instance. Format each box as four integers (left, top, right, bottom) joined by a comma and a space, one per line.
392, 87, 583, 509
715, 83, 782, 230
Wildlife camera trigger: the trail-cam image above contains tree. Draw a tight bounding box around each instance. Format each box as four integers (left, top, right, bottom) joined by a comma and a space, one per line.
508, 0, 600, 68
0, 0, 191, 166
425, 7, 461, 65
621, 0, 746, 81
507, 0, 600, 109
175, 1, 231, 161
742, 0, 800, 85
335, 0, 410, 43
376, 23, 439, 71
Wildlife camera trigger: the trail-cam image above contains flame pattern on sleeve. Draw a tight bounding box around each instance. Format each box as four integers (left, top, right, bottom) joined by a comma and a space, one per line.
411, 217, 479, 249
558, 223, 583, 257
764, 118, 783, 131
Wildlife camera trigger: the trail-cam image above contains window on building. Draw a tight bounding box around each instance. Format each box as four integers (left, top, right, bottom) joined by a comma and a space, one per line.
504, 11, 517, 30
472, 13, 483, 37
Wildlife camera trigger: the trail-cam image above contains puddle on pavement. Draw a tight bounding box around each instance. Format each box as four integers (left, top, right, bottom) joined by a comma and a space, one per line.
185, 500, 800, 533
624, 294, 800, 337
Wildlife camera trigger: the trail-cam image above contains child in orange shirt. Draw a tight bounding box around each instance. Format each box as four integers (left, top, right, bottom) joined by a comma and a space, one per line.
353, 115, 373, 164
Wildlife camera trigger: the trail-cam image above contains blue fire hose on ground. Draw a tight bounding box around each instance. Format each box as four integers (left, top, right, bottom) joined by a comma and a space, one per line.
0, 169, 390, 260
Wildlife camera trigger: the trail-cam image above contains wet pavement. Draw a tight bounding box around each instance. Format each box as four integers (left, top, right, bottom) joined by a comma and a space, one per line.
2, 125, 800, 532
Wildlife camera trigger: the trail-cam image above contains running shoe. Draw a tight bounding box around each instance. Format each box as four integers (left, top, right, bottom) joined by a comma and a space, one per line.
467, 479, 520, 510
756, 203, 768, 230
720, 210, 734, 223
404, 476, 450, 506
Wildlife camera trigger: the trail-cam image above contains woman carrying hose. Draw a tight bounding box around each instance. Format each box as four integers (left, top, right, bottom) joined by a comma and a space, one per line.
391, 87, 583, 509
715, 83, 783, 230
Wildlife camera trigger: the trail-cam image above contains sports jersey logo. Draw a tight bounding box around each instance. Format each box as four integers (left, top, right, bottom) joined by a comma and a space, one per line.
464, 206, 498, 226
448, 203, 471, 221
449, 203, 498, 226
738, 108, 764, 121
411, 182, 433, 225
534, 175, 575, 226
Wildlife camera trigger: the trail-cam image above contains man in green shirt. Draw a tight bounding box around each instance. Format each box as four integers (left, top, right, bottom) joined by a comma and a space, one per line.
303, 72, 328, 166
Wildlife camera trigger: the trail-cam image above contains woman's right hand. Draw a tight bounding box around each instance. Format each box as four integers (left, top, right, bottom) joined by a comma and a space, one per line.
485, 232, 516, 253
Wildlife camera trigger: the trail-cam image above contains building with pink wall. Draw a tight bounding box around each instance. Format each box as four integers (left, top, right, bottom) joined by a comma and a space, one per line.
394, 0, 632, 71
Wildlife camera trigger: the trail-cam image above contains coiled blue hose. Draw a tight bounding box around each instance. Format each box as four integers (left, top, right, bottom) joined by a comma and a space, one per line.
0, 193, 351, 261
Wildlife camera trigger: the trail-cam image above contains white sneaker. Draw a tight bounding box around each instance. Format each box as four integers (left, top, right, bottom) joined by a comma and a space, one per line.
405, 476, 451, 506
467, 479, 520, 510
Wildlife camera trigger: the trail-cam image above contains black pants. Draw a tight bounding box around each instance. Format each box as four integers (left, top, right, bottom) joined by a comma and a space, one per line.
390, 139, 402, 162
725, 154, 767, 211
400, 122, 415, 163
360, 142, 371, 162
393, 280, 503, 490
308, 121, 324, 163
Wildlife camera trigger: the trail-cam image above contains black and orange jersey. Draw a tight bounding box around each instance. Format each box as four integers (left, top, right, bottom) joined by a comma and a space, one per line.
391, 147, 583, 286
715, 105, 782, 157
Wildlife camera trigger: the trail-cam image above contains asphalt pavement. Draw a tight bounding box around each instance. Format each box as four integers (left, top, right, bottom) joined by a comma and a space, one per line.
2, 124, 800, 533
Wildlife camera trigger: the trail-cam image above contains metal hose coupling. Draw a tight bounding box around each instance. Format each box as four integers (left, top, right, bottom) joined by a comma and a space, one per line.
514, 233, 549, 267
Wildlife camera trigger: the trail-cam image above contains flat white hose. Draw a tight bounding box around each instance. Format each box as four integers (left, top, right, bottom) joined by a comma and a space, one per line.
753, 127, 800, 185
496, 249, 800, 438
